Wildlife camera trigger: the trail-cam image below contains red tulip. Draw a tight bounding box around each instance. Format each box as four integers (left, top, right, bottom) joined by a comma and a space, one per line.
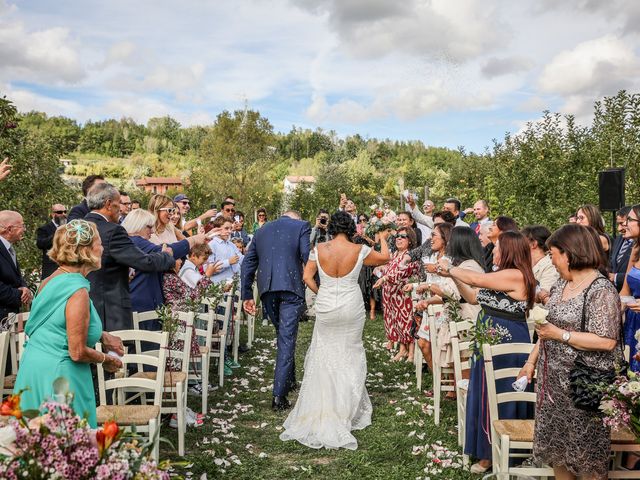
375, 210, 383, 219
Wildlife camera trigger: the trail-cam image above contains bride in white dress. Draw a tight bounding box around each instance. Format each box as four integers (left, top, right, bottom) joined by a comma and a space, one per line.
280, 211, 391, 450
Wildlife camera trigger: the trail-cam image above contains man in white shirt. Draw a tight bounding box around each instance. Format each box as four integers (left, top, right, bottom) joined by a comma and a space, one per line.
406, 199, 433, 243
406, 195, 469, 229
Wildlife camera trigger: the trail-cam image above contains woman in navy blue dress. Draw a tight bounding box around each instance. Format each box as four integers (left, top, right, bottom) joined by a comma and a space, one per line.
620, 205, 640, 371
438, 230, 536, 474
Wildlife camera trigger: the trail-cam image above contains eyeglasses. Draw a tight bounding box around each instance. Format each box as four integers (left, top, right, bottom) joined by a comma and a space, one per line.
576, 215, 587, 221
224, 208, 235, 213
1, 223, 25, 230
396, 234, 409, 239
179, 201, 190, 205
121, 202, 131, 206
623, 218, 640, 226
258, 213, 266, 217
53, 210, 67, 214
146, 224, 154, 229
158, 207, 176, 214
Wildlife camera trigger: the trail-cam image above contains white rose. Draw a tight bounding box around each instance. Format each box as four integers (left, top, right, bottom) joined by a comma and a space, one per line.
528, 305, 549, 325
628, 381, 640, 394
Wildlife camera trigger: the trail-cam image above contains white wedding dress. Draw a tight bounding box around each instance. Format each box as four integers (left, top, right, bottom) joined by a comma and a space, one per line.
279, 245, 373, 450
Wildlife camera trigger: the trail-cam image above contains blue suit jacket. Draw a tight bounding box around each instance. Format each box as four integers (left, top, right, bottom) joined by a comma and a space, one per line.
129, 236, 190, 313
241, 216, 311, 300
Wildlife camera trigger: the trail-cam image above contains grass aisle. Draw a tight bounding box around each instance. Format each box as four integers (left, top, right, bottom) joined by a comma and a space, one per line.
171, 317, 478, 479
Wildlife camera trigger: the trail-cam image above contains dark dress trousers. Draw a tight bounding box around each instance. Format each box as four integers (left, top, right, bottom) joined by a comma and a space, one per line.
85, 213, 175, 332
0, 241, 26, 324
67, 200, 90, 221
36, 221, 59, 280
241, 216, 311, 397
610, 236, 633, 291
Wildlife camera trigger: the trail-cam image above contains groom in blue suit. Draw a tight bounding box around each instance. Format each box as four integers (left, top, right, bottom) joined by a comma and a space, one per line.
241, 211, 311, 410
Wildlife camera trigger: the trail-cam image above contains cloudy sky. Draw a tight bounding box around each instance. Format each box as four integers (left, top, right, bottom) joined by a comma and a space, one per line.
1, 0, 639, 152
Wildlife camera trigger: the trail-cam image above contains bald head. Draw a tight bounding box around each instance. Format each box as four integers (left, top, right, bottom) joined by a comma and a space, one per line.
0, 210, 25, 243
282, 210, 301, 220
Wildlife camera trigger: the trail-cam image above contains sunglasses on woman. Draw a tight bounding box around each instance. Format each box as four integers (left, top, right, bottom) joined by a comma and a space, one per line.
396, 234, 409, 239
158, 207, 176, 214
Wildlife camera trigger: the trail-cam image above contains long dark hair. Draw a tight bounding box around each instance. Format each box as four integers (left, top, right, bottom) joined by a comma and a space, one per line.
447, 226, 485, 269
497, 231, 536, 311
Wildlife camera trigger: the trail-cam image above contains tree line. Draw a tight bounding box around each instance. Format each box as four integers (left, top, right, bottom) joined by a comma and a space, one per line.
1, 90, 639, 273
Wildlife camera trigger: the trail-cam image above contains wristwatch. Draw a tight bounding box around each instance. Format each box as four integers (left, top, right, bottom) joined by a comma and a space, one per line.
562, 331, 572, 344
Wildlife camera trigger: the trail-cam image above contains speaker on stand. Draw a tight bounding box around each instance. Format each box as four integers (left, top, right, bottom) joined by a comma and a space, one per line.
598, 168, 625, 237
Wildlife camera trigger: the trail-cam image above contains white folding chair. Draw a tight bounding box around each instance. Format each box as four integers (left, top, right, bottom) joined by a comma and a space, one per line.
449, 320, 473, 459
96, 330, 169, 462
231, 288, 242, 362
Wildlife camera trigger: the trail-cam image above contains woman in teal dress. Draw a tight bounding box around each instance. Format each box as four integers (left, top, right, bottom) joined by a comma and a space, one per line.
14, 220, 123, 427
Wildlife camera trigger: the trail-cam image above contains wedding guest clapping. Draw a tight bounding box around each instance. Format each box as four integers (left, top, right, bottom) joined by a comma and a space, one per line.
437, 231, 535, 474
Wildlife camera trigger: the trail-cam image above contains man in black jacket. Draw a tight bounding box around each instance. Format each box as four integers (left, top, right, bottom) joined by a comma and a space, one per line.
84, 183, 175, 331
0, 210, 31, 326
610, 206, 633, 291
36, 203, 67, 280
68, 174, 105, 221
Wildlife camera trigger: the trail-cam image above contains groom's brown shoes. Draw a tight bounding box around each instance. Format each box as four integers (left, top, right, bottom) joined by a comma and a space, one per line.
272, 395, 291, 411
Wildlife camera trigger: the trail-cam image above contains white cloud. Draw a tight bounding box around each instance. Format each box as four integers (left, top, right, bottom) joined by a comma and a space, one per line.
0, 6, 84, 83
2, 83, 82, 116
539, 35, 640, 96
482, 56, 533, 78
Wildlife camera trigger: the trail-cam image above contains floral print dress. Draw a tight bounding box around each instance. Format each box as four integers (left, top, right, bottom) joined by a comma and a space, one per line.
381, 251, 421, 343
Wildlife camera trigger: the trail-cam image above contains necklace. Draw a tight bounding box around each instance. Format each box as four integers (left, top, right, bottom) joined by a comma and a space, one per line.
57, 266, 78, 274
566, 270, 596, 291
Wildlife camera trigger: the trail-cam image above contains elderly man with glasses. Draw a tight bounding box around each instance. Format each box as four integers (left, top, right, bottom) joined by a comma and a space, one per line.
0, 210, 31, 326
36, 204, 68, 280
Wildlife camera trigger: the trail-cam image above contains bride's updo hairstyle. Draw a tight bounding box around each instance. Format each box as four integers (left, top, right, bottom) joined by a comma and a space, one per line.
328, 211, 356, 240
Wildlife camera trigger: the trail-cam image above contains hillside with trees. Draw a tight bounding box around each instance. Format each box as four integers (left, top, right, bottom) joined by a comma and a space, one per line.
2, 90, 640, 272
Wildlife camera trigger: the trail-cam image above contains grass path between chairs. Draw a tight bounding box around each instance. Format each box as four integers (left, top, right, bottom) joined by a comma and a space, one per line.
166, 316, 479, 479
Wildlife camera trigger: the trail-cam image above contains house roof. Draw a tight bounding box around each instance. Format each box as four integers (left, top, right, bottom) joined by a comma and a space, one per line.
135, 177, 183, 186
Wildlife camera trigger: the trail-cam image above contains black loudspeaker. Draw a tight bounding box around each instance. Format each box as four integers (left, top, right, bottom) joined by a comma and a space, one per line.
599, 168, 625, 211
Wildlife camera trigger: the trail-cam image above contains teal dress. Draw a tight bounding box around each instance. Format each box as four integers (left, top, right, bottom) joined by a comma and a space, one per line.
14, 273, 103, 427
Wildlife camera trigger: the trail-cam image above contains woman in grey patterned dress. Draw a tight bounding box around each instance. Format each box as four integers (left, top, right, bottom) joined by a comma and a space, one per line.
520, 224, 621, 479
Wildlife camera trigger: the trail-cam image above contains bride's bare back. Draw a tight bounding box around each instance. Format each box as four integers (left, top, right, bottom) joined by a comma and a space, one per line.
317, 240, 362, 278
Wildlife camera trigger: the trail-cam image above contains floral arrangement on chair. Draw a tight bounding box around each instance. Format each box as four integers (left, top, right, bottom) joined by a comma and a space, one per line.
468, 312, 512, 361
597, 328, 640, 439
0, 387, 170, 479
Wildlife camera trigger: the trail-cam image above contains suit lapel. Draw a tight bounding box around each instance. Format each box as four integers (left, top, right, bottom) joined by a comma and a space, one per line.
0, 241, 19, 276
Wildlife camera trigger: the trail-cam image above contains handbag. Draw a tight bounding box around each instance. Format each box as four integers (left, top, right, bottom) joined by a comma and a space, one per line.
568, 277, 626, 412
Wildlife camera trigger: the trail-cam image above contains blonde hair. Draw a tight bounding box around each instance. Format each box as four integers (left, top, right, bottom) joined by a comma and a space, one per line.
48, 220, 101, 269
148, 194, 174, 235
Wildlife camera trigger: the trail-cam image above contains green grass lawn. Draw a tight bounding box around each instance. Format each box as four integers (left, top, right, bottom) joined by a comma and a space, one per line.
165, 317, 479, 479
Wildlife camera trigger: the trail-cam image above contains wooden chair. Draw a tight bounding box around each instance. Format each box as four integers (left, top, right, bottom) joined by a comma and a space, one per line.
231, 288, 241, 363
96, 330, 169, 461
0, 331, 11, 396
132, 311, 194, 456
428, 304, 453, 426
483, 342, 553, 478
449, 320, 474, 456
232, 286, 254, 355
189, 308, 216, 415
3, 312, 28, 398
202, 294, 233, 387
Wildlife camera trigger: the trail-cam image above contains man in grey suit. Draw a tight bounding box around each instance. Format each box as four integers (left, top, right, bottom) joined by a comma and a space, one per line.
84, 183, 175, 332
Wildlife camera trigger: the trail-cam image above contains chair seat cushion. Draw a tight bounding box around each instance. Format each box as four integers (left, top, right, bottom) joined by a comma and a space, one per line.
96, 405, 160, 425
493, 419, 535, 442
199, 346, 209, 354
3, 374, 16, 389
131, 371, 187, 387
611, 426, 637, 444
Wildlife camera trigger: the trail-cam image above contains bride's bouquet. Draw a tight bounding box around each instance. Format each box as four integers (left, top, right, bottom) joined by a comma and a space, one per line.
365, 208, 397, 238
